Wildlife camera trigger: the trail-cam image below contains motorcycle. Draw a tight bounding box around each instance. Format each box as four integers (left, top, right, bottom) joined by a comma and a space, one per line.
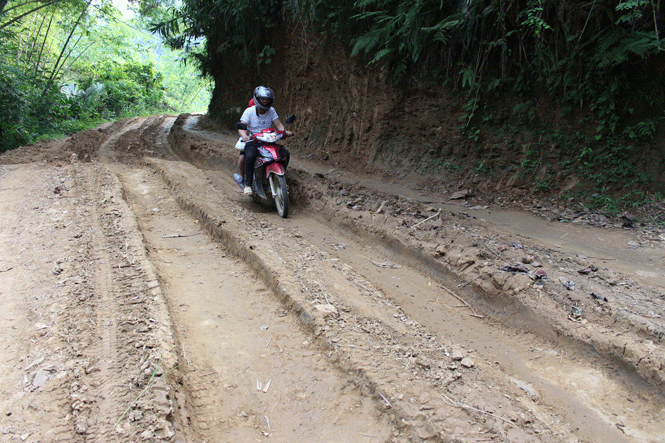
235, 114, 295, 218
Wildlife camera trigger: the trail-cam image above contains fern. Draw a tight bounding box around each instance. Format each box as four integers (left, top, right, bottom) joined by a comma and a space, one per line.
422, 14, 462, 44
594, 31, 660, 67
351, 29, 386, 56
350, 0, 463, 80
368, 47, 393, 65
615, 0, 649, 24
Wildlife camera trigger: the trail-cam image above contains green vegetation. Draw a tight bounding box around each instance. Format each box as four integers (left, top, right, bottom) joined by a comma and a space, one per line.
151, 1, 662, 197
3, 0, 662, 214
0, 0, 211, 152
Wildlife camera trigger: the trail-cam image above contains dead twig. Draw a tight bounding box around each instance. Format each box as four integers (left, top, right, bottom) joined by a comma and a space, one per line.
484, 242, 501, 258
367, 258, 401, 269
441, 393, 515, 427
439, 285, 484, 319
375, 200, 388, 214
161, 232, 201, 238
411, 209, 441, 230
378, 392, 392, 408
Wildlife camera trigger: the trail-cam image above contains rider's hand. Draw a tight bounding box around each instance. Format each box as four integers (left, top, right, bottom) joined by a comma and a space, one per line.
285, 131, 293, 137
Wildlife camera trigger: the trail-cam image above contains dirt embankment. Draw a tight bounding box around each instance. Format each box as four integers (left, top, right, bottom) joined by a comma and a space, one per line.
169, 113, 665, 440
207, 22, 665, 215
0, 114, 664, 443
172, 112, 665, 390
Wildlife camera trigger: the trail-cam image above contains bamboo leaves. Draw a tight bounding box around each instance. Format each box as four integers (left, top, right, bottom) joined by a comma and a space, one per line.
43, 0, 92, 92
0, 0, 64, 30
0, 0, 211, 151
350, 0, 461, 79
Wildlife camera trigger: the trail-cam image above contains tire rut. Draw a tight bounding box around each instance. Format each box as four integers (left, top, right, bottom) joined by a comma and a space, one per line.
0, 160, 178, 442
5, 114, 658, 442
144, 156, 588, 442
74, 161, 179, 442
158, 115, 665, 442
112, 164, 396, 442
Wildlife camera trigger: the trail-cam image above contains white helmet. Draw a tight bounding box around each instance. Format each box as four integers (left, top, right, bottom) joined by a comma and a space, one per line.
253, 86, 274, 111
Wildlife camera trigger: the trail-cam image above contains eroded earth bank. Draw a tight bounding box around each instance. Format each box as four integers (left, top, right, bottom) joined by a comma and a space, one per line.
0, 114, 663, 443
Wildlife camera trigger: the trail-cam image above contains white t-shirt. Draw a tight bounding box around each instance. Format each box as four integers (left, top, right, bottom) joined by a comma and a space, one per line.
240, 106, 279, 135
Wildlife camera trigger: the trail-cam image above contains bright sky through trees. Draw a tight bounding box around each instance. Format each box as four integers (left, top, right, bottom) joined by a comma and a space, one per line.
113, 0, 133, 19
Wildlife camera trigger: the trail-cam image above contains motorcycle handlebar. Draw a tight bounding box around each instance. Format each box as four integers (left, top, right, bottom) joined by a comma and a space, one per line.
237, 114, 296, 142
248, 130, 292, 142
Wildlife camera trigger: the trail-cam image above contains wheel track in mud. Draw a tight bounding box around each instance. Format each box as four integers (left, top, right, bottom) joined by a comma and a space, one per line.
0, 159, 179, 442
142, 157, 550, 443
110, 153, 397, 442
33, 114, 660, 442
129, 143, 580, 441
71, 161, 179, 442
95, 117, 564, 442
81, 165, 121, 441
158, 115, 665, 442
83, 165, 152, 442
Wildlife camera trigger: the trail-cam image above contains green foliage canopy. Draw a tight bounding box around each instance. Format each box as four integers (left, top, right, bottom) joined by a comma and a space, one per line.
153, 0, 663, 138
0, 0, 210, 151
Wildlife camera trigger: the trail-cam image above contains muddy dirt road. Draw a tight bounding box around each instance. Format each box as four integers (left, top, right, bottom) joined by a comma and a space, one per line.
0, 114, 663, 443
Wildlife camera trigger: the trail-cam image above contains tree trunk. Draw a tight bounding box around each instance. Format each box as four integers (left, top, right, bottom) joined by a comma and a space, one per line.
44, 0, 92, 92
52, 33, 84, 80
34, 12, 54, 78
500, 0, 507, 83
0, 0, 61, 30
26, 12, 47, 65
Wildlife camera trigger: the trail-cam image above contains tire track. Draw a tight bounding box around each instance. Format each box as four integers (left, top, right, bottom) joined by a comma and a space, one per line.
154, 115, 665, 442
64, 160, 179, 441
82, 164, 125, 441
114, 154, 395, 441
146, 156, 589, 442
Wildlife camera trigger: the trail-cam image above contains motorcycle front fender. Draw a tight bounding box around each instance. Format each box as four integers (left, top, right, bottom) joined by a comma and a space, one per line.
266, 163, 286, 175
266, 170, 281, 196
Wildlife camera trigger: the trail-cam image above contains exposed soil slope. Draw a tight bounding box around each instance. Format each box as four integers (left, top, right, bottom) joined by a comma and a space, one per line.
207, 23, 665, 216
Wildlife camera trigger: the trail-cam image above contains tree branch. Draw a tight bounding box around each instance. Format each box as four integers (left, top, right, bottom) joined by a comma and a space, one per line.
44, 0, 92, 92
0, 0, 63, 30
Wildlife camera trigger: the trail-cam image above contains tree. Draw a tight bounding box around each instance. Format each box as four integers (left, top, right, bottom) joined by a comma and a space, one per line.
0, 0, 210, 151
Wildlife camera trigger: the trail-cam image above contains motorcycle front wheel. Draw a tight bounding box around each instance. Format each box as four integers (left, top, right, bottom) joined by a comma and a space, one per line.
270, 174, 289, 218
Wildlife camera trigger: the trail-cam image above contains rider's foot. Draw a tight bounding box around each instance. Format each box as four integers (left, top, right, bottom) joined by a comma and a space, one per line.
244, 186, 253, 195
233, 173, 244, 187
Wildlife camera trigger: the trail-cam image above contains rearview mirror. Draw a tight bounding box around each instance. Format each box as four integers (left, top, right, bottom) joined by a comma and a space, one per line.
285, 115, 296, 125
236, 122, 247, 130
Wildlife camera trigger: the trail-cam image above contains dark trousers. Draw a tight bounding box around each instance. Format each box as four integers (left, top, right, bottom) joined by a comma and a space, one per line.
244, 142, 260, 187
244, 142, 290, 187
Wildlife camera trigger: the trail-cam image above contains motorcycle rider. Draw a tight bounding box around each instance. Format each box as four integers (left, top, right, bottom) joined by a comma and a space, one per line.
236, 86, 292, 195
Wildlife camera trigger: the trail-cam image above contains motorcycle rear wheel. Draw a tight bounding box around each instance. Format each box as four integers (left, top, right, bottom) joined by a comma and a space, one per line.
271, 174, 289, 218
